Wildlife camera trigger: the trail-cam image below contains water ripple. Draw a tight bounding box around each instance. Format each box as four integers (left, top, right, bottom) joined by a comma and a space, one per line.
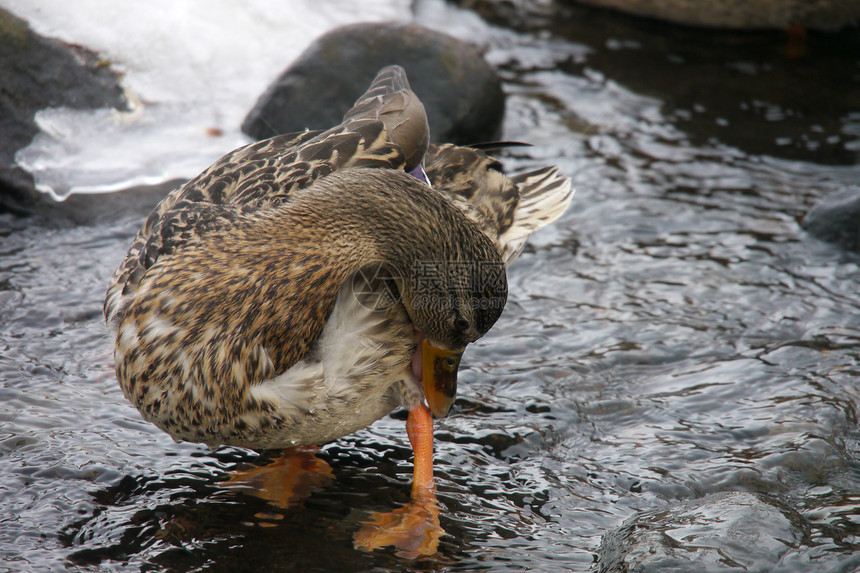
3, 3, 860, 571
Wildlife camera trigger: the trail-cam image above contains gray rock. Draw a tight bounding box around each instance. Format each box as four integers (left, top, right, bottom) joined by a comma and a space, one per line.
242, 22, 504, 146
569, 0, 860, 30
0, 8, 126, 215
597, 492, 811, 572
802, 190, 860, 252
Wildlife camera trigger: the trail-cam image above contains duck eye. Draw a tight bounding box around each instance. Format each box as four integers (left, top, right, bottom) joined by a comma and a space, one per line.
453, 318, 469, 331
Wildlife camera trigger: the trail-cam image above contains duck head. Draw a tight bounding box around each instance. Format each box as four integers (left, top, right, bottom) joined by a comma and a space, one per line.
401, 257, 507, 417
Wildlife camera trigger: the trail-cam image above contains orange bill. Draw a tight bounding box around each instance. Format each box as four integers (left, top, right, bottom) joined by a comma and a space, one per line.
421, 339, 463, 418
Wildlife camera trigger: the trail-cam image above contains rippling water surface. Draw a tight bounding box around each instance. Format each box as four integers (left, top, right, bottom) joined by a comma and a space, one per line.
2, 2, 860, 571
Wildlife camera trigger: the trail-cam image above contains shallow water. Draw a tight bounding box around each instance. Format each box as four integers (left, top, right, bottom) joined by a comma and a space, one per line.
3, 2, 860, 572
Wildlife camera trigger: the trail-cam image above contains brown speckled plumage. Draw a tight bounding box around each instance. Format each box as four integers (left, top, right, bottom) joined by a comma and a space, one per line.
425, 144, 574, 263
106, 65, 573, 450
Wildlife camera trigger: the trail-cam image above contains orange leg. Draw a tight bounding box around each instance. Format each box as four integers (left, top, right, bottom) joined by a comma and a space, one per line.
407, 403, 436, 501
354, 405, 444, 558
221, 445, 333, 509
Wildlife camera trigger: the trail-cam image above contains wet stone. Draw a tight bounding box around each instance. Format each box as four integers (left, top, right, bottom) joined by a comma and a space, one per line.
566, 0, 860, 30
0, 8, 126, 215
596, 492, 811, 572
242, 22, 504, 146
802, 189, 860, 252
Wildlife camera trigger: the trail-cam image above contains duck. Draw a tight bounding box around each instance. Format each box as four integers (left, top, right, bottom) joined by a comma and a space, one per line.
105, 65, 573, 558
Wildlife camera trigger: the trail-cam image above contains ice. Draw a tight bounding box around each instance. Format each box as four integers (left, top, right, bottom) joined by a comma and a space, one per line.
1, 0, 410, 199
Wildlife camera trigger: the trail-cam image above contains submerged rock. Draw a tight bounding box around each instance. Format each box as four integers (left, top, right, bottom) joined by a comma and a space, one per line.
597, 492, 811, 572
242, 22, 504, 146
802, 190, 860, 252
568, 0, 860, 30
0, 8, 127, 215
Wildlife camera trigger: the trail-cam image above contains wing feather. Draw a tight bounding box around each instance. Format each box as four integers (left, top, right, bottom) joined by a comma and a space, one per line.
106, 66, 425, 328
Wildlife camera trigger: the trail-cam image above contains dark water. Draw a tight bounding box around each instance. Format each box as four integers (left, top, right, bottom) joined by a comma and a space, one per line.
3, 3, 860, 571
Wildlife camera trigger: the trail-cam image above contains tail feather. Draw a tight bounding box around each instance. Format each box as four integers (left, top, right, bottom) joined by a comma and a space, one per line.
499, 166, 574, 263
425, 143, 573, 264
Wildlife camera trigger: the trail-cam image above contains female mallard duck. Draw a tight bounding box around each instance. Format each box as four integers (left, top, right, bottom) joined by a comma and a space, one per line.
105, 65, 572, 557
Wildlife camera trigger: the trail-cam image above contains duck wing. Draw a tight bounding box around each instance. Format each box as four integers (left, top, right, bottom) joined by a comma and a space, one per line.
343, 65, 429, 172
106, 66, 428, 327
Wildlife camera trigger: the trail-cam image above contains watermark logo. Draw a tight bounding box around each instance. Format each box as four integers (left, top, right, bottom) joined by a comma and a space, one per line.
410, 260, 506, 311
352, 261, 403, 311
352, 260, 506, 311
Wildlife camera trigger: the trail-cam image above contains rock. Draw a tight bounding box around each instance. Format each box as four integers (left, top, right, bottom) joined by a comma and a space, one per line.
454, 0, 860, 30
568, 0, 860, 30
802, 190, 860, 252
242, 22, 504, 146
596, 492, 811, 572
0, 8, 127, 215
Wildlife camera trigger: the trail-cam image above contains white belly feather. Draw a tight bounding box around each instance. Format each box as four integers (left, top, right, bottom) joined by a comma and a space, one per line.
247, 271, 421, 447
